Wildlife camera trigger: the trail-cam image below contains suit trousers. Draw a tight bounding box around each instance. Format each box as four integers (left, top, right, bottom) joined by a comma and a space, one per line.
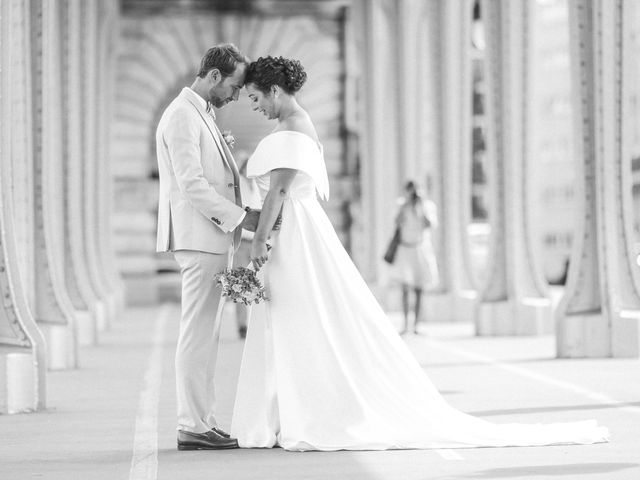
174, 249, 231, 433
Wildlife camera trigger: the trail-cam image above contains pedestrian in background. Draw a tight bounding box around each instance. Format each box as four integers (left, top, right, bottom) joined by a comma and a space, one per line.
392, 180, 439, 334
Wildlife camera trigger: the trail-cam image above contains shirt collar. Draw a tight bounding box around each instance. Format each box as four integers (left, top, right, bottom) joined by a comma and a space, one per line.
186, 87, 215, 119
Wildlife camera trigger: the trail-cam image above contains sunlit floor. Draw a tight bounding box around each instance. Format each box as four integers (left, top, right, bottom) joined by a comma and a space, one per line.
1, 304, 638, 480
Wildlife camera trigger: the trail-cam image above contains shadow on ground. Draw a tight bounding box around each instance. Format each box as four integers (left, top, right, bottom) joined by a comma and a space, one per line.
435, 462, 640, 479
467, 402, 640, 417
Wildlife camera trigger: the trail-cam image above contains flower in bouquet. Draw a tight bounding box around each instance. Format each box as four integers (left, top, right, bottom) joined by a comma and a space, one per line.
214, 266, 268, 305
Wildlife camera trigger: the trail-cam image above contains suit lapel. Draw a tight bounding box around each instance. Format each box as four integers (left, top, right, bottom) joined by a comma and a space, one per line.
211, 121, 241, 182
181, 90, 231, 165
209, 120, 242, 205
181, 89, 242, 206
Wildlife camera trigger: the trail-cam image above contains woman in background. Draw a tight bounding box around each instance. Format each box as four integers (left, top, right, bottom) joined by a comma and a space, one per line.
393, 180, 439, 334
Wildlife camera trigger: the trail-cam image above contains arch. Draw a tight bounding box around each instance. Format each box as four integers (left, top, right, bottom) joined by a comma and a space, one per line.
113, 10, 349, 302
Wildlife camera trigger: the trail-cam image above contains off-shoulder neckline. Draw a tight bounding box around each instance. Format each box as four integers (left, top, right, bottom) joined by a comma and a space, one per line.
263, 130, 322, 151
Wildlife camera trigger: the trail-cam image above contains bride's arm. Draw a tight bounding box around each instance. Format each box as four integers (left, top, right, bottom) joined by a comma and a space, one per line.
250, 167, 298, 269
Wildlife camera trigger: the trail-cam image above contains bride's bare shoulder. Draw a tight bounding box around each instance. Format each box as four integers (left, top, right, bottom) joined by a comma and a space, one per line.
280, 111, 319, 143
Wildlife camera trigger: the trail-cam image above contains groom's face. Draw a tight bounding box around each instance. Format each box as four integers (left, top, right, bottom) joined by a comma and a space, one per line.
208, 63, 247, 108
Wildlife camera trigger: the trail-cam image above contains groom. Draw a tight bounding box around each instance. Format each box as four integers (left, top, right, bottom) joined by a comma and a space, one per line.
155, 44, 258, 450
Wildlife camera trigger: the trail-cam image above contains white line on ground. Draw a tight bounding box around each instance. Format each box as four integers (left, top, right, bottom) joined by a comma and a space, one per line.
129, 304, 172, 480
423, 337, 640, 416
435, 449, 464, 460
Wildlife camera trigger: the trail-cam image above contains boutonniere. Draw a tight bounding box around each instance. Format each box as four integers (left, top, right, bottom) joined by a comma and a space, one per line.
222, 130, 235, 149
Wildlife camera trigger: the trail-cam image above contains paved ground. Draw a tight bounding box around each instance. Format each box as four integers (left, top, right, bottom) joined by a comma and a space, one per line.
1, 303, 639, 480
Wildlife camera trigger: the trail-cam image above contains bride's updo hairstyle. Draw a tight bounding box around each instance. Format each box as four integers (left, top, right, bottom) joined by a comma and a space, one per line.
245, 56, 307, 95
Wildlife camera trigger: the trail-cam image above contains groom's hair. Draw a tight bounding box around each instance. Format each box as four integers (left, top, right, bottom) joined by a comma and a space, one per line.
197, 44, 249, 78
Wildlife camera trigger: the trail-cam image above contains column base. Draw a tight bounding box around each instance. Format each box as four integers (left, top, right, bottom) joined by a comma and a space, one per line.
40, 323, 77, 370
476, 297, 553, 336
557, 309, 640, 358
516, 297, 554, 335
427, 289, 477, 323
475, 301, 511, 335
614, 310, 640, 357
77, 308, 98, 347
94, 300, 107, 340
0, 348, 37, 414
97, 293, 117, 332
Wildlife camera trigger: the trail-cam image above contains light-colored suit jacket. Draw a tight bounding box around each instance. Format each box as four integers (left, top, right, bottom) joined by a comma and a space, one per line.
156, 87, 244, 254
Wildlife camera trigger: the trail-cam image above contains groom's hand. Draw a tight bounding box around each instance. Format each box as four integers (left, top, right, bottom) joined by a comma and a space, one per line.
241, 209, 260, 232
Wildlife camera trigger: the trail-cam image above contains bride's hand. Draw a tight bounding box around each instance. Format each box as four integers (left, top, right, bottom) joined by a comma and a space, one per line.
251, 241, 269, 270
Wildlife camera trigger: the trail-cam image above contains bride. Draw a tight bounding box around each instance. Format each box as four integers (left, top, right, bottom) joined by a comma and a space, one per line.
229, 55, 608, 451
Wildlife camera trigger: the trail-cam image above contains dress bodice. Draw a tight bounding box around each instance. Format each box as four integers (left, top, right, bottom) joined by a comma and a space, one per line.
247, 131, 330, 203
253, 168, 319, 202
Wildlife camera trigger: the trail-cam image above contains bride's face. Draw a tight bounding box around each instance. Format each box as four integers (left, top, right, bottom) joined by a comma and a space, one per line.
246, 83, 277, 120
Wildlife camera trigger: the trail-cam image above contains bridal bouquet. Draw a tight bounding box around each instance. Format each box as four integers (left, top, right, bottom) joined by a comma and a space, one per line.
215, 266, 268, 305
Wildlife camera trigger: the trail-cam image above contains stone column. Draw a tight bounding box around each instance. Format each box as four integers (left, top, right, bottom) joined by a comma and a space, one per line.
396, 0, 422, 180
351, 0, 474, 314
62, 0, 104, 346
96, 1, 126, 316
80, 0, 117, 331
351, 0, 402, 288
476, 0, 553, 335
0, 0, 47, 413
428, 0, 478, 322
31, 0, 79, 370
557, 0, 640, 357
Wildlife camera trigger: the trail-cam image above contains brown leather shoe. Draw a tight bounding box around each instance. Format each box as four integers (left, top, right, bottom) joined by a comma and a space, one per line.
177, 429, 239, 450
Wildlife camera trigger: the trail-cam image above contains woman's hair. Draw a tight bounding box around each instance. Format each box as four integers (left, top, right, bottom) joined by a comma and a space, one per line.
404, 180, 417, 192
197, 43, 249, 78
245, 56, 307, 95
404, 180, 422, 203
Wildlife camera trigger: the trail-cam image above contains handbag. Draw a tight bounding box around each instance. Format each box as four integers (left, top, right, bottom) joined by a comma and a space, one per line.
383, 227, 402, 264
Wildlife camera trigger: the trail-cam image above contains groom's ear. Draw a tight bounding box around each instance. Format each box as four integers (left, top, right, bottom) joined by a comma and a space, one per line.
208, 68, 222, 84
271, 85, 279, 97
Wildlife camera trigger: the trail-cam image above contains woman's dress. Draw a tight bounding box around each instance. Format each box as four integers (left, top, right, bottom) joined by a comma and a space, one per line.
392, 199, 439, 290
230, 131, 608, 451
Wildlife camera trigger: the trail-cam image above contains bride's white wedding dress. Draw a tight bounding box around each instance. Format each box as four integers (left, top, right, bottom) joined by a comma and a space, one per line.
230, 131, 608, 451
